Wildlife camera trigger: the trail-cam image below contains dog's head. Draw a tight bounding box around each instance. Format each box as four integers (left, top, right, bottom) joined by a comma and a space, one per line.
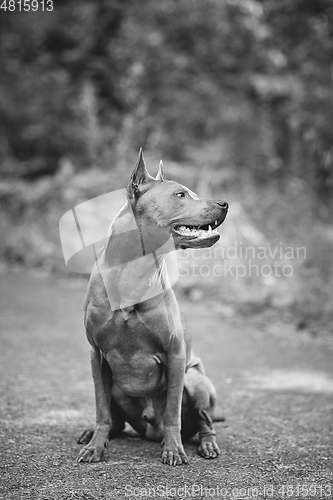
127, 149, 228, 250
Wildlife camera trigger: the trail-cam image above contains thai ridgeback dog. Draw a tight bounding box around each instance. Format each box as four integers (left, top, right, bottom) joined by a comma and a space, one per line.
77, 150, 228, 466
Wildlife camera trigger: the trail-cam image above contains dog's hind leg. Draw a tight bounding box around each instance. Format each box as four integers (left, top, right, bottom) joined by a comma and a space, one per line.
184, 359, 220, 459
77, 346, 112, 463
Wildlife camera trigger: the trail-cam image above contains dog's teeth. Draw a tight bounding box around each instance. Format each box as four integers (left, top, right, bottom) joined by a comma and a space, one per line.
208, 225, 212, 233
215, 220, 218, 226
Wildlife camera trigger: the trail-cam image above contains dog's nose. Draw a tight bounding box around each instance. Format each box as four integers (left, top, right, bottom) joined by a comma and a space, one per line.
217, 201, 228, 210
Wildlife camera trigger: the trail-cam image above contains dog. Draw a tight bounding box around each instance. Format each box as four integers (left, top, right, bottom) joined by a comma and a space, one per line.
77, 150, 228, 466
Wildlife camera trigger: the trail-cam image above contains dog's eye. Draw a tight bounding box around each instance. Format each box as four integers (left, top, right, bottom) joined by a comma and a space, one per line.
175, 192, 186, 198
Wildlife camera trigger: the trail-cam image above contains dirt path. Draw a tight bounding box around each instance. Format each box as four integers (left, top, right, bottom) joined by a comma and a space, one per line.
0, 272, 332, 500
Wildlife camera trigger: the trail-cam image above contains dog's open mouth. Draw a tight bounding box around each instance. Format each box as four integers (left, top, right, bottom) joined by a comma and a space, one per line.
172, 220, 220, 239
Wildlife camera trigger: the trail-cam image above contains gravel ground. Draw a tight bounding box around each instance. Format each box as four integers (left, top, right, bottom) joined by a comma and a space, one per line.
0, 271, 332, 500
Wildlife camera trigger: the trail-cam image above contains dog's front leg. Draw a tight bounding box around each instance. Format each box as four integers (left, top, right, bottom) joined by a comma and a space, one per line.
162, 341, 188, 466
77, 346, 111, 463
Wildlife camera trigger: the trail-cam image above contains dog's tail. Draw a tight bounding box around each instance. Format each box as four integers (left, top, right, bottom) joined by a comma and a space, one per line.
213, 415, 225, 422
212, 408, 225, 422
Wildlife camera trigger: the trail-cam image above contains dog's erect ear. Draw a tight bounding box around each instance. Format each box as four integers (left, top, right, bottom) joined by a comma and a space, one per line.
156, 160, 164, 181
127, 148, 154, 199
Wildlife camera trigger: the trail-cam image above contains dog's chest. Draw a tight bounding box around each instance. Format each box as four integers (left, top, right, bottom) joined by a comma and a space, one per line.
106, 346, 164, 397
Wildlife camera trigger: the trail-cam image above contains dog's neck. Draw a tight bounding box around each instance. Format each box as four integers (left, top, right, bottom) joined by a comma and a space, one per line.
99, 201, 172, 312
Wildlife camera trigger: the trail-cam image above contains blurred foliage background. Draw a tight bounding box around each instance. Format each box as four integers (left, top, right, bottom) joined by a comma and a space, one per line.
0, 0, 333, 331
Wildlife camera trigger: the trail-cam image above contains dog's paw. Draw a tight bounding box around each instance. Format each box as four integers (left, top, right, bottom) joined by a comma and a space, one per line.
198, 436, 220, 459
77, 429, 94, 444
161, 446, 188, 466
76, 442, 107, 463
